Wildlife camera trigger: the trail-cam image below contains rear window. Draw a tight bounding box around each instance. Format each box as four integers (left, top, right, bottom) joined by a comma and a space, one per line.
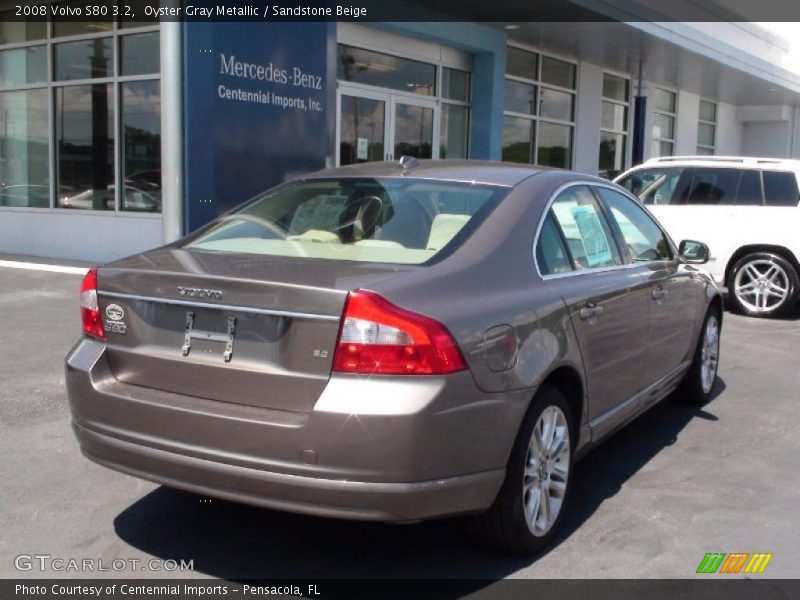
186, 178, 509, 265
763, 171, 800, 207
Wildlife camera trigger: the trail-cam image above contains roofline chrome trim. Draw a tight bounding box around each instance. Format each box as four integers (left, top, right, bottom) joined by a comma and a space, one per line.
305, 174, 516, 187
532, 180, 678, 280
97, 291, 341, 321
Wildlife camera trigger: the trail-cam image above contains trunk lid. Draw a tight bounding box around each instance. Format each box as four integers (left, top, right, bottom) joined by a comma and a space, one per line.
96, 248, 406, 413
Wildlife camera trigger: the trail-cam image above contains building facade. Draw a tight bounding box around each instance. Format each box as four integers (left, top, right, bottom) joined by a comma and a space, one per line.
1, 7, 800, 262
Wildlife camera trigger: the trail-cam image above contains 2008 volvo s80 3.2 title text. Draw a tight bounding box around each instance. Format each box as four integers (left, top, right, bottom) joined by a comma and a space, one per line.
66, 159, 722, 553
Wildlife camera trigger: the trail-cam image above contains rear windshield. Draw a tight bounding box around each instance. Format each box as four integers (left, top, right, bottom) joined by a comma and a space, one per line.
186, 178, 509, 265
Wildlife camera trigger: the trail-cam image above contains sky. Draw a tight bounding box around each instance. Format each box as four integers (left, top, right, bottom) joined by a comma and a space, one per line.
757, 22, 800, 73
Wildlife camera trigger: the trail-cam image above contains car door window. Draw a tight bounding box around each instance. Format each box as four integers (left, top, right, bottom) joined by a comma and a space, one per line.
535, 212, 573, 275
548, 186, 622, 270
763, 171, 800, 207
685, 168, 740, 205
735, 170, 763, 205
595, 187, 673, 262
617, 167, 684, 205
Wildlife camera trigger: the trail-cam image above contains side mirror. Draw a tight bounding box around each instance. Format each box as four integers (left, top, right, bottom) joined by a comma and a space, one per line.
679, 240, 709, 264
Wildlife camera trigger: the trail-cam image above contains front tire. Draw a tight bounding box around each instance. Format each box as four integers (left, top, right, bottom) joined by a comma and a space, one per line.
468, 385, 574, 554
676, 309, 721, 405
728, 252, 798, 318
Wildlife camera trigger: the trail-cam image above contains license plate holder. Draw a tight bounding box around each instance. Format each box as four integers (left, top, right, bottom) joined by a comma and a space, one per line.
181, 311, 237, 362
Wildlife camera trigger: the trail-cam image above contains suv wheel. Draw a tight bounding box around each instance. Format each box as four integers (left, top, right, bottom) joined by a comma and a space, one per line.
729, 252, 798, 318
468, 385, 573, 554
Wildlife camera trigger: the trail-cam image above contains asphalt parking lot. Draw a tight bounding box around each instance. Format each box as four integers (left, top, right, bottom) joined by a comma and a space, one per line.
1, 258, 799, 581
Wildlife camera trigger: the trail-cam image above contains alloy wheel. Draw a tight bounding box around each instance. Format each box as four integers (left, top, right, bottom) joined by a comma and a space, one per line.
734, 259, 790, 314
522, 405, 570, 537
700, 314, 720, 394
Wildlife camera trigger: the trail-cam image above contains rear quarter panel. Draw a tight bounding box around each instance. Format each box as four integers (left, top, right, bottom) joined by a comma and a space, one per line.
370, 171, 588, 410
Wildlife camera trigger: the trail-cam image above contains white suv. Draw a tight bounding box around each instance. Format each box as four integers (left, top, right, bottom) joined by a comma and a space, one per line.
615, 156, 800, 318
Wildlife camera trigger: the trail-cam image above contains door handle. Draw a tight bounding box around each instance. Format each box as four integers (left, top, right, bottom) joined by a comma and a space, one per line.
651, 286, 668, 301
579, 303, 604, 320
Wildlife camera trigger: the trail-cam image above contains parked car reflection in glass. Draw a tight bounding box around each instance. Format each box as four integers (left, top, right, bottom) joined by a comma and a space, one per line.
58, 183, 161, 212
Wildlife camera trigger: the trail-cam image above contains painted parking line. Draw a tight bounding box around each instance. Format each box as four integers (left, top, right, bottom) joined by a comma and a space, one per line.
0, 259, 88, 276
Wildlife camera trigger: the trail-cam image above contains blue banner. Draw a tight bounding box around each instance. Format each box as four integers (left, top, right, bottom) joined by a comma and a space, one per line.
183, 19, 335, 232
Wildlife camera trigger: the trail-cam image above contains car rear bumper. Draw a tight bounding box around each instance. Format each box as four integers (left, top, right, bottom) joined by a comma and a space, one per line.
74, 423, 503, 522
66, 338, 527, 522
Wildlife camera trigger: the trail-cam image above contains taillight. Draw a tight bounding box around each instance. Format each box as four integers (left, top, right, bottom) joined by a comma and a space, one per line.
80, 267, 105, 340
333, 290, 466, 375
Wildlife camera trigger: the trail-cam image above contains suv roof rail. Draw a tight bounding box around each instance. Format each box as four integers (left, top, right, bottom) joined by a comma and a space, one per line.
644, 155, 800, 167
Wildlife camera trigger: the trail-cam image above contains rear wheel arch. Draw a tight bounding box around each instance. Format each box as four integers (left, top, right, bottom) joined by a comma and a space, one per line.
708, 294, 723, 323
469, 377, 579, 553
677, 291, 722, 383
536, 365, 584, 441
696, 296, 723, 357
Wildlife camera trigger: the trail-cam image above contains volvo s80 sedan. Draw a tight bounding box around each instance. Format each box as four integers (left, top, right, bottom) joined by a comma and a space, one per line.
66, 160, 722, 553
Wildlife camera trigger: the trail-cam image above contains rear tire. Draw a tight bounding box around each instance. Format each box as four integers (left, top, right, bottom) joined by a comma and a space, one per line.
676, 309, 721, 405
728, 252, 798, 318
467, 385, 574, 554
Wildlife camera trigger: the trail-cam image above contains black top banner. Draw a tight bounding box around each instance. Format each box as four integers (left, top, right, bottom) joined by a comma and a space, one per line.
4, 0, 800, 22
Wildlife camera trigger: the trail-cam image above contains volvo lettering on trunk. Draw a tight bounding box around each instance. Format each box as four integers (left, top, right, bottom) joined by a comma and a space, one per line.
177, 287, 224, 301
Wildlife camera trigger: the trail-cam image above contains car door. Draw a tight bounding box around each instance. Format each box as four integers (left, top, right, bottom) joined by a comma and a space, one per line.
594, 185, 699, 404
536, 185, 651, 438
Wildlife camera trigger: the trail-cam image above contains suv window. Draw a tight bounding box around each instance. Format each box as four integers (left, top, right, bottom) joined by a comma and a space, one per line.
548, 186, 622, 270
536, 213, 573, 276
617, 167, 684, 205
763, 171, 800, 207
685, 168, 740, 205
595, 187, 673, 262
735, 170, 763, 205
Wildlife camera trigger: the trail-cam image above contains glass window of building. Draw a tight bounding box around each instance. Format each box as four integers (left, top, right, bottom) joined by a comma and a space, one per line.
52, 2, 113, 38
504, 79, 536, 115
651, 88, 676, 157
506, 46, 538, 80
599, 73, 630, 179
540, 56, 576, 89
502, 116, 534, 163
121, 81, 161, 212
120, 32, 160, 76
0, 20, 161, 211
0, 46, 47, 87
440, 67, 470, 159
336, 44, 471, 163
0, 89, 50, 207
697, 99, 717, 156
337, 45, 436, 96
56, 84, 115, 210
339, 96, 386, 165
54, 38, 114, 81
502, 46, 576, 169
0, 18, 46, 45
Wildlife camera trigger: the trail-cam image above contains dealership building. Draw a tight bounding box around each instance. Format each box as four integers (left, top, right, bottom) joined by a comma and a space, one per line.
1, 2, 800, 261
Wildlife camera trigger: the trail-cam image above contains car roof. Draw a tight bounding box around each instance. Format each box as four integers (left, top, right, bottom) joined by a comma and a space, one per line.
638, 156, 800, 172
305, 159, 549, 187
